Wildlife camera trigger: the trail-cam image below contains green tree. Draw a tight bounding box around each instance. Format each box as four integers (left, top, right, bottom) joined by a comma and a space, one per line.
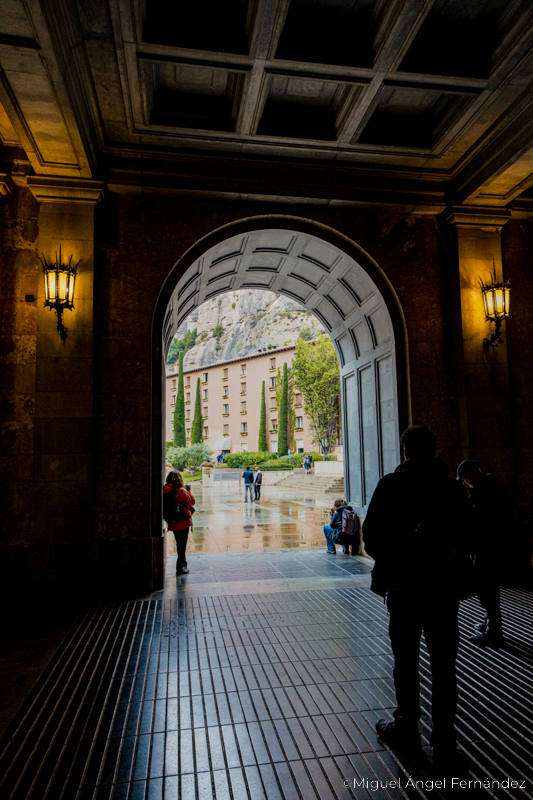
278, 362, 289, 456
299, 326, 314, 341
258, 381, 267, 451
173, 350, 186, 446
292, 334, 340, 455
276, 364, 296, 454
191, 378, 203, 444
213, 324, 224, 338
166, 328, 197, 365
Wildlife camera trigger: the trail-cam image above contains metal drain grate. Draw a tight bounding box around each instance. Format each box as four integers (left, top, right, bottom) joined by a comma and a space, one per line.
0, 587, 532, 799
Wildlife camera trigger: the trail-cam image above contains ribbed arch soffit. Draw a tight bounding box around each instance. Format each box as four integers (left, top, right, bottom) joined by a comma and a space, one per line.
164, 229, 393, 367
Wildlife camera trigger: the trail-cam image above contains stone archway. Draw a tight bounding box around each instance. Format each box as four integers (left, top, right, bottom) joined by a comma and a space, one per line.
152, 216, 409, 551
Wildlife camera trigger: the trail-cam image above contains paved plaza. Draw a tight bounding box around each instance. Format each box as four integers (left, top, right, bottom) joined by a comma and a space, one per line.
167, 480, 345, 558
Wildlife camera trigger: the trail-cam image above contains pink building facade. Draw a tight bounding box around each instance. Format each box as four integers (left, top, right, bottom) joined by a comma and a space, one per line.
165, 346, 318, 454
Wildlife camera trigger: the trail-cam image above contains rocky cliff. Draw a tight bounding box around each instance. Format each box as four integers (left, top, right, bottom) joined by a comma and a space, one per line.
169, 290, 324, 371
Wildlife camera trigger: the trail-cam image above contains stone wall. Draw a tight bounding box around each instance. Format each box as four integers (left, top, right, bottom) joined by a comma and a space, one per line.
2, 187, 531, 600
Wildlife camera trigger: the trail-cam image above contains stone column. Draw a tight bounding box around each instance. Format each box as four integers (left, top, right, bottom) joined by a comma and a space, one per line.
0, 179, 39, 595
27, 177, 102, 595
447, 208, 514, 483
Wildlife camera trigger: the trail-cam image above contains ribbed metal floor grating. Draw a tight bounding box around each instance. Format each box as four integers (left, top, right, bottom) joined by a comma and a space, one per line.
1, 586, 532, 799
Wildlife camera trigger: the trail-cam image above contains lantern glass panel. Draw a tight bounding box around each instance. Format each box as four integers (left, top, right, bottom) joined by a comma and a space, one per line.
45, 271, 56, 302
483, 288, 495, 318
504, 286, 510, 316
68, 274, 76, 304
494, 287, 505, 318
58, 272, 68, 302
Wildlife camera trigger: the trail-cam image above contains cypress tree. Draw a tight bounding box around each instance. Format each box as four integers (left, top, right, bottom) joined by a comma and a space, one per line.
258, 380, 267, 452
191, 377, 203, 444
173, 350, 186, 446
278, 362, 289, 456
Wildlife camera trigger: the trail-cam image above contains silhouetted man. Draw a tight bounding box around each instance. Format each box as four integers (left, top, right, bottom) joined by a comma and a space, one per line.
363, 425, 469, 772
457, 459, 511, 647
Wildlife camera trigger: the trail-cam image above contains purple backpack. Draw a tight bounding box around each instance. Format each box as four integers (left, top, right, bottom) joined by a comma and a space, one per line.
342, 507, 358, 537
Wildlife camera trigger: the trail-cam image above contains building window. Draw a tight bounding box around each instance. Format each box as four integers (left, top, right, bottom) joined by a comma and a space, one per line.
185, 413, 190, 421
296, 416, 303, 430
269, 377, 276, 388
203, 389, 208, 401
223, 424, 229, 435
203, 427, 208, 437
240, 365, 246, 376
171, 395, 176, 405
295, 393, 302, 406
185, 381, 190, 389
270, 419, 277, 431
269, 358, 276, 370
241, 402, 246, 413
271, 440, 278, 454
297, 439, 304, 453
186, 428, 190, 437
203, 407, 208, 418
186, 393, 190, 403
223, 404, 229, 415
202, 372, 208, 383
240, 382, 246, 394
270, 398, 277, 410
241, 443, 248, 452
223, 387, 229, 397
241, 422, 247, 434
223, 368, 228, 380
171, 379, 176, 389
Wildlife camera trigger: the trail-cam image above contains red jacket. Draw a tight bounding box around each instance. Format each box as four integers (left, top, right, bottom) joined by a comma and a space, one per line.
163, 484, 196, 532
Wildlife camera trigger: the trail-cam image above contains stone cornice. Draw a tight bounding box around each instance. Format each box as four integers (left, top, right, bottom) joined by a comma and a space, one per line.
0, 173, 12, 197
27, 177, 104, 204
446, 206, 512, 231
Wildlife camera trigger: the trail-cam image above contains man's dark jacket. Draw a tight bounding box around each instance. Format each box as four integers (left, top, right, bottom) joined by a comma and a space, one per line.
363, 457, 470, 597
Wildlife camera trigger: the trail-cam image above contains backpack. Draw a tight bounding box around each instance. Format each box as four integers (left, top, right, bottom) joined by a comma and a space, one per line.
163, 490, 189, 524
342, 507, 358, 536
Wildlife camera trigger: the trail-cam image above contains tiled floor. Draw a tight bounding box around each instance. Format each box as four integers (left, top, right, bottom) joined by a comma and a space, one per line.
1, 543, 533, 799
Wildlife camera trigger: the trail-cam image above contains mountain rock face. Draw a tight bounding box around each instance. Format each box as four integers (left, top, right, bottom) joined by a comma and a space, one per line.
171, 290, 324, 371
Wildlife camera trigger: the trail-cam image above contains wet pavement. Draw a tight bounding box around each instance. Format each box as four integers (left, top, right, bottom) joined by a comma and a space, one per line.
167, 482, 342, 557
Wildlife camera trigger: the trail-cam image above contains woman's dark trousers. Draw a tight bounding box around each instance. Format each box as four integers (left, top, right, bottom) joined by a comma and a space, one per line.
174, 530, 189, 571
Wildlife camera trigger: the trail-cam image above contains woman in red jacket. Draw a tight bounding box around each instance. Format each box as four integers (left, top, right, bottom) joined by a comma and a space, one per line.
163, 470, 196, 575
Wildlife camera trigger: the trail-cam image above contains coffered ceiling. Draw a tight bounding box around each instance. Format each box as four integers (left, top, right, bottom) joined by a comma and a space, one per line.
2, 0, 533, 213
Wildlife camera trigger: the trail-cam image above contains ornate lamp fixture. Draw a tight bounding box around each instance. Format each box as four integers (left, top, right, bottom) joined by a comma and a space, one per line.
479, 263, 510, 350
41, 246, 79, 342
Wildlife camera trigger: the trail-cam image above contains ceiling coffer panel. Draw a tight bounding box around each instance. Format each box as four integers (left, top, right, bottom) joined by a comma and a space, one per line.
149, 62, 245, 132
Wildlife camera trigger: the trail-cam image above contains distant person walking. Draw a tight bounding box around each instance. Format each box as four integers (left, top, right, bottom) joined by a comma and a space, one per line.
242, 465, 254, 502
163, 470, 196, 576
363, 425, 470, 773
254, 466, 263, 502
457, 459, 512, 647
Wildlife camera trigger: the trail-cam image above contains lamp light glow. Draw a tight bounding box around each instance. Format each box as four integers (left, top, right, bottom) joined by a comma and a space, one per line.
479, 262, 510, 350
41, 246, 79, 341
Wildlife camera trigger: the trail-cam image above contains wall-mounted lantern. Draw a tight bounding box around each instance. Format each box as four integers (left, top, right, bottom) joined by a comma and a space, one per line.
479, 263, 510, 350
41, 246, 79, 342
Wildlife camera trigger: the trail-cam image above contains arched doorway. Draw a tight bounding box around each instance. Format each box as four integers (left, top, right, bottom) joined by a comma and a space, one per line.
152, 216, 409, 573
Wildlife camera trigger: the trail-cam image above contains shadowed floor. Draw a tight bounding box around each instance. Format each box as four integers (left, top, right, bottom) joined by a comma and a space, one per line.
1, 543, 532, 799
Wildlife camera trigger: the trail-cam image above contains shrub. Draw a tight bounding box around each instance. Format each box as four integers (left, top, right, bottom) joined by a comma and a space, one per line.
166, 443, 213, 471
224, 451, 272, 468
